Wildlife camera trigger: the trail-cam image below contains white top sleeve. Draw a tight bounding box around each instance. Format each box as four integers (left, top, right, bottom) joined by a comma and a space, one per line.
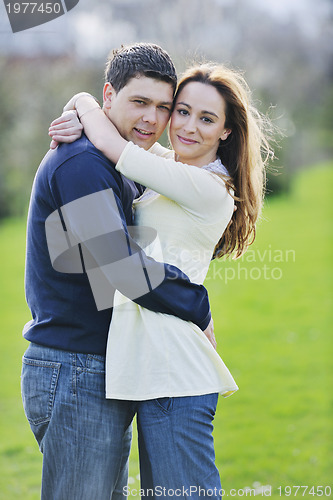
115, 142, 233, 220
148, 142, 175, 159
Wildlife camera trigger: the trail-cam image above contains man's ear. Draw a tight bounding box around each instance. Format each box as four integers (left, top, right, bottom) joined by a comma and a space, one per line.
220, 128, 232, 141
103, 82, 115, 109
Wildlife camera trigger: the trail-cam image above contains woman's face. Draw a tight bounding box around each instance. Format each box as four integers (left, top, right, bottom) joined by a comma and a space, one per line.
169, 81, 231, 167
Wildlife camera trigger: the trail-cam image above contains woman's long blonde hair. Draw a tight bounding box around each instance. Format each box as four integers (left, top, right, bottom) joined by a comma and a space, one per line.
175, 64, 274, 259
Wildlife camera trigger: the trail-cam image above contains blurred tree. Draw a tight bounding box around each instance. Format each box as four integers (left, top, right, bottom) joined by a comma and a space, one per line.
0, 55, 101, 219
0, 0, 331, 218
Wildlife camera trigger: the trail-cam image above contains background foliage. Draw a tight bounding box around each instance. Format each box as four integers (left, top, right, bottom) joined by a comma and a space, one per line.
0, 0, 332, 218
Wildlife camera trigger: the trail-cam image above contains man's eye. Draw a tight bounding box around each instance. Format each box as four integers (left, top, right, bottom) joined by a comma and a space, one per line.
159, 106, 171, 112
134, 100, 145, 105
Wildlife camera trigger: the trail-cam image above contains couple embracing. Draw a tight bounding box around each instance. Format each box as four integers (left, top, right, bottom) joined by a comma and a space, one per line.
22, 43, 271, 499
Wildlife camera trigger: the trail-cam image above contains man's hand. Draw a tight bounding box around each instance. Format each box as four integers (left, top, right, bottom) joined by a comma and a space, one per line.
49, 110, 83, 149
203, 318, 217, 350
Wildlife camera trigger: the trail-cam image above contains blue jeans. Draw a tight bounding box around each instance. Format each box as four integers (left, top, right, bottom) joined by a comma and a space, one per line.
21, 343, 221, 499
21, 343, 135, 500
137, 394, 221, 499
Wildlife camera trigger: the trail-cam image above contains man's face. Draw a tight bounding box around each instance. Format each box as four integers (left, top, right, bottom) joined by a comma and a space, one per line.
103, 76, 174, 150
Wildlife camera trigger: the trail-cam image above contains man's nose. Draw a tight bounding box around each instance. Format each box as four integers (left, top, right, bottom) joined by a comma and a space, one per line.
143, 106, 157, 125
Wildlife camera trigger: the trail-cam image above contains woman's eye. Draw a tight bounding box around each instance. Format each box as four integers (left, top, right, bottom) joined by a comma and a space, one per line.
178, 109, 188, 116
202, 116, 213, 123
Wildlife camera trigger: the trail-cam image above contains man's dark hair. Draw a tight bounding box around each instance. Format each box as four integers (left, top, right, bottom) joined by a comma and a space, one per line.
104, 43, 177, 95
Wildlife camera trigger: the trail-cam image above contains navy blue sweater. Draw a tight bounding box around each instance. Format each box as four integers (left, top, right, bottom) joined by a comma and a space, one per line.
24, 135, 211, 355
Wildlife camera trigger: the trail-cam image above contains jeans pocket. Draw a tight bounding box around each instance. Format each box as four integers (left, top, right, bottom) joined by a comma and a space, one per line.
154, 397, 174, 413
21, 357, 61, 425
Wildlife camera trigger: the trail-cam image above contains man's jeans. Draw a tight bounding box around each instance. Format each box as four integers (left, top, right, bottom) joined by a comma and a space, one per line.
21, 343, 221, 499
21, 342, 135, 500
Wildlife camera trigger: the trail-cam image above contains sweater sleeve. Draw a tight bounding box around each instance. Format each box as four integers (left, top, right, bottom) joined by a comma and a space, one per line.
116, 142, 234, 221
50, 150, 211, 330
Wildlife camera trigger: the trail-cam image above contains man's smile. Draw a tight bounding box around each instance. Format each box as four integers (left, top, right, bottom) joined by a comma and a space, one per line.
134, 128, 154, 138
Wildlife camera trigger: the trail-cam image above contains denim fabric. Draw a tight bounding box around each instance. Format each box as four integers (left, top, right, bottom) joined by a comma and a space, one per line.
137, 393, 221, 499
21, 343, 136, 500
21, 343, 221, 499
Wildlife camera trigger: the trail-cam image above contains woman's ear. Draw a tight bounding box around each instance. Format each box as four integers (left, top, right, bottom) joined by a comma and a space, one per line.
103, 83, 115, 109
220, 128, 232, 141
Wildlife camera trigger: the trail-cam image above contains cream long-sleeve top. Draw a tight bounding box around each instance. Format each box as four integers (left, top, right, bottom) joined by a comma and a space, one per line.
105, 141, 238, 400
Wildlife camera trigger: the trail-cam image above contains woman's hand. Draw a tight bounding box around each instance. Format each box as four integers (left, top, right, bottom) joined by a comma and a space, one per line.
49, 91, 127, 162
49, 110, 83, 149
203, 318, 217, 350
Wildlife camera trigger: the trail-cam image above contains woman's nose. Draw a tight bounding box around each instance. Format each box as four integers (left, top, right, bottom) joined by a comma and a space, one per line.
183, 116, 197, 133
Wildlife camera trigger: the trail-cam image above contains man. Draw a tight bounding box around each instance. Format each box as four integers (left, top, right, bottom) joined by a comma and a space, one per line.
22, 43, 212, 499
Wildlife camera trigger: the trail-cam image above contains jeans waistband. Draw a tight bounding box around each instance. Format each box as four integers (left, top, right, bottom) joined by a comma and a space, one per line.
24, 342, 106, 371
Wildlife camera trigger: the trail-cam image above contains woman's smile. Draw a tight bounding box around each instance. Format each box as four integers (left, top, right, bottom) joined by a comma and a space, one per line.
176, 135, 199, 145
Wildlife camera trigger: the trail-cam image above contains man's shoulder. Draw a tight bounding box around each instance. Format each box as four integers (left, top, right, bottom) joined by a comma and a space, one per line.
38, 134, 120, 183
31, 135, 126, 207
49, 134, 114, 169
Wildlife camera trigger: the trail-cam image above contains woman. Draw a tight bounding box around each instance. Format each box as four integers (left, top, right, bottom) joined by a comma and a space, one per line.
49, 63, 272, 497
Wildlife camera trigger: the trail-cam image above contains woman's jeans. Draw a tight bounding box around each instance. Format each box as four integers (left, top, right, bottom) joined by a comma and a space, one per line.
21, 342, 221, 499
137, 394, 222, 499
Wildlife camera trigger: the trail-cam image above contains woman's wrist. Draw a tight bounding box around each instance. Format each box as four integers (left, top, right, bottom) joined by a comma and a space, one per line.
63, 92, 100, 115
71, 94, 100, 120
76, 96, 101, 119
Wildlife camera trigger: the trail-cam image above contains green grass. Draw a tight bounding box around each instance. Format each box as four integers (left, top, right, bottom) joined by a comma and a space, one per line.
0, 163, 332, 499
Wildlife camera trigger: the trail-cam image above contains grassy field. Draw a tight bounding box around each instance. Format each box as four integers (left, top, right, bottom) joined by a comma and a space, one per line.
0, 163, 332, 499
